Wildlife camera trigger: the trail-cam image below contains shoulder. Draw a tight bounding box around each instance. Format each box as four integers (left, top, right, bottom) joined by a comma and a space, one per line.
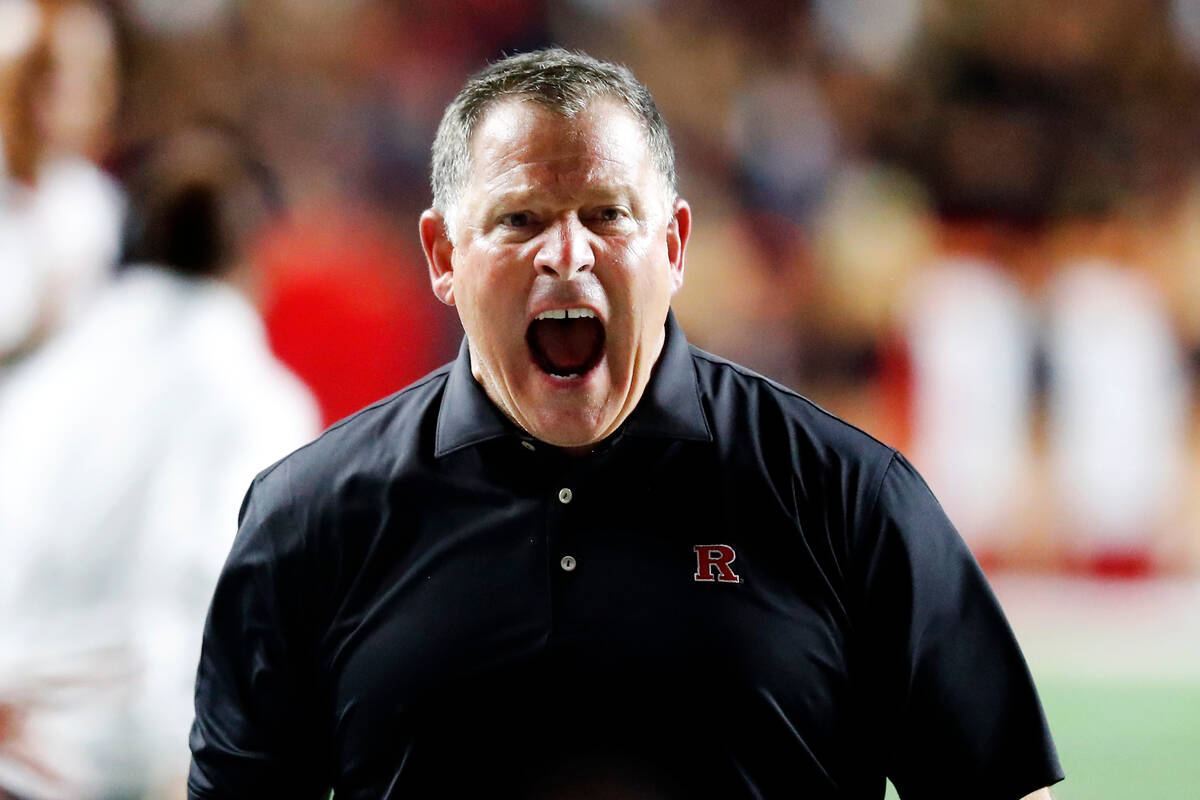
243, 362, 453, 524
687, 345, 895, 489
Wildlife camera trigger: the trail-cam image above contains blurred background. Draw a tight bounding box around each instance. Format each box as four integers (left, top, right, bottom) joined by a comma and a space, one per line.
1, 0, 1199, 798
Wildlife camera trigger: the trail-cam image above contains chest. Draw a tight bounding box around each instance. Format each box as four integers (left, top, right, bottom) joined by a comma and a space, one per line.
317, 441, 862, 793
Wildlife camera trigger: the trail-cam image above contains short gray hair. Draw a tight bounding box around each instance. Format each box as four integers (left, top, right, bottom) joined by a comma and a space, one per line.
430, 48, 677, 223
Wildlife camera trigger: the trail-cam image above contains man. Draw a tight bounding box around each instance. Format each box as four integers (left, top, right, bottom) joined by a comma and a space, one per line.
0, 125, 318, 800
189, 49, 1063, 799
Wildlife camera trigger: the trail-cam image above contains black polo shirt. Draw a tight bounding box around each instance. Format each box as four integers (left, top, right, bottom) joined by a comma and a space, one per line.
189, 313, 1063, 800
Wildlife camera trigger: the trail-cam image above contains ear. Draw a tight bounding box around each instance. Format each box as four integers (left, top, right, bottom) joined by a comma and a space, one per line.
665, 197, 691, 295
420, 209, 456, 306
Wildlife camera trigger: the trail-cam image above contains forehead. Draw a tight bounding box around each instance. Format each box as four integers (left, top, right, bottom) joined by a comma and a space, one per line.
465, 97, 657, 196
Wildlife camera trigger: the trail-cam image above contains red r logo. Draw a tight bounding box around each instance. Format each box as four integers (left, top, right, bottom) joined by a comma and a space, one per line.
694, 544, 741, 583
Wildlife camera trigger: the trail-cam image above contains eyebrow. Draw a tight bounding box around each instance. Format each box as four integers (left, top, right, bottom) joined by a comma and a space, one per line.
483, 184, 641, 217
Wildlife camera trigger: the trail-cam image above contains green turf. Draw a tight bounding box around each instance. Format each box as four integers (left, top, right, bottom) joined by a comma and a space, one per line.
1037, 677, 1200, 800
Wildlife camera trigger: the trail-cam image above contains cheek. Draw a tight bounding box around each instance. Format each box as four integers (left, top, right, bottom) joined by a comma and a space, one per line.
457, 251, 531, 343
459, 247, 512, 298
622, 233, 652, 263
606, 237, 667, 292
635, 252, 678, 305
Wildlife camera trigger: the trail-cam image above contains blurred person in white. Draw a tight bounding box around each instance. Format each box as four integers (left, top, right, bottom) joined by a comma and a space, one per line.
0, 124, 320, 799
901, 258, 1037, 558
0, 0, 124, 365
1045, 261, 1190, 572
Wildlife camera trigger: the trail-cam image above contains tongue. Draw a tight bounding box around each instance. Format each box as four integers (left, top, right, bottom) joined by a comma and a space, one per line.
530, 318, 603, 375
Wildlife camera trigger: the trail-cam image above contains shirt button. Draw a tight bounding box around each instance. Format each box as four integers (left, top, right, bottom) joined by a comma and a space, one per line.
558, 487, 573, 504
521, 441, 536, 451
560, 555, 577, 572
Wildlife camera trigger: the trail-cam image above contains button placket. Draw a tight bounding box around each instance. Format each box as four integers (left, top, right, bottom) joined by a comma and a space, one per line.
554, 484, 577, 572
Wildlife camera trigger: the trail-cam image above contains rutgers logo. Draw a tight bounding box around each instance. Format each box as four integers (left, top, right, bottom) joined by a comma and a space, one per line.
693, 544, 741, 583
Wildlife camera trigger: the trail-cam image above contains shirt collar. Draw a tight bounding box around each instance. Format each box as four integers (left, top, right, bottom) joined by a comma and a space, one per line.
434, 309, 711, 458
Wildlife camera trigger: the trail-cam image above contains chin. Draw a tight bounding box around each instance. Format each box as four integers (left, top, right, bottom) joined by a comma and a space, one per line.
529, 422, 604, 449
525, 405, 612, 449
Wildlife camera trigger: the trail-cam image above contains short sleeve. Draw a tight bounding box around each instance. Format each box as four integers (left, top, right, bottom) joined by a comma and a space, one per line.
856, 453, 1064, 800
188, 474, 332, 799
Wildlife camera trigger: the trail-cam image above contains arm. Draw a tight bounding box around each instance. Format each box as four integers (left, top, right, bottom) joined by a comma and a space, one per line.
0, 702, 16, 745
187, 473, 331, 799
855, 454, 1064, 799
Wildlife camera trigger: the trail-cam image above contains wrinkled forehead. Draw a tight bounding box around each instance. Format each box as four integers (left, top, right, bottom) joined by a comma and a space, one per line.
466, 96, 660, 195
472, 96, 652, 170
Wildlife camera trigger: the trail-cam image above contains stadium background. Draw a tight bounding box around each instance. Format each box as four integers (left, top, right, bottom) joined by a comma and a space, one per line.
4, 1, 1200, 797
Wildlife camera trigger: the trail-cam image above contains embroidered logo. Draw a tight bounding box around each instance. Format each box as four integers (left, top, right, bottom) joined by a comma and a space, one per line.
693, 544, 741, 583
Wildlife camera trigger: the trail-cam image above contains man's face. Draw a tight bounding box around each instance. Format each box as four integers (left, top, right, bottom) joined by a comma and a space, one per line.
420, 97, 690, 450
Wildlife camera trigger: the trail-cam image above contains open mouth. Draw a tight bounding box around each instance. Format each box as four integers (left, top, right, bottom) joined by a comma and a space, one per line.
526, 308, 606, 379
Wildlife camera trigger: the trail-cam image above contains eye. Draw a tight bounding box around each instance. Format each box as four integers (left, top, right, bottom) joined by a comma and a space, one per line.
591, 206, 630, 226
502, 211, 531, 228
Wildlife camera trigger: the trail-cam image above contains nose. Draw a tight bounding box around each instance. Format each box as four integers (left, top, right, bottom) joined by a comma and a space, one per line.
533, 214, 594, 280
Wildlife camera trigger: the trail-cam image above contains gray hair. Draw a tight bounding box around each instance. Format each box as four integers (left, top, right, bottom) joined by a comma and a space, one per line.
430, 48, 677, 227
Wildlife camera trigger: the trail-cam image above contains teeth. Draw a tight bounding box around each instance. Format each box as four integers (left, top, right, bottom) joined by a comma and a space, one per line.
536, 308, 595, 320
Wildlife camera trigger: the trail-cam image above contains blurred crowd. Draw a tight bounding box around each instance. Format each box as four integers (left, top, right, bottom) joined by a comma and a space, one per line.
1, 0, 1200, 797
